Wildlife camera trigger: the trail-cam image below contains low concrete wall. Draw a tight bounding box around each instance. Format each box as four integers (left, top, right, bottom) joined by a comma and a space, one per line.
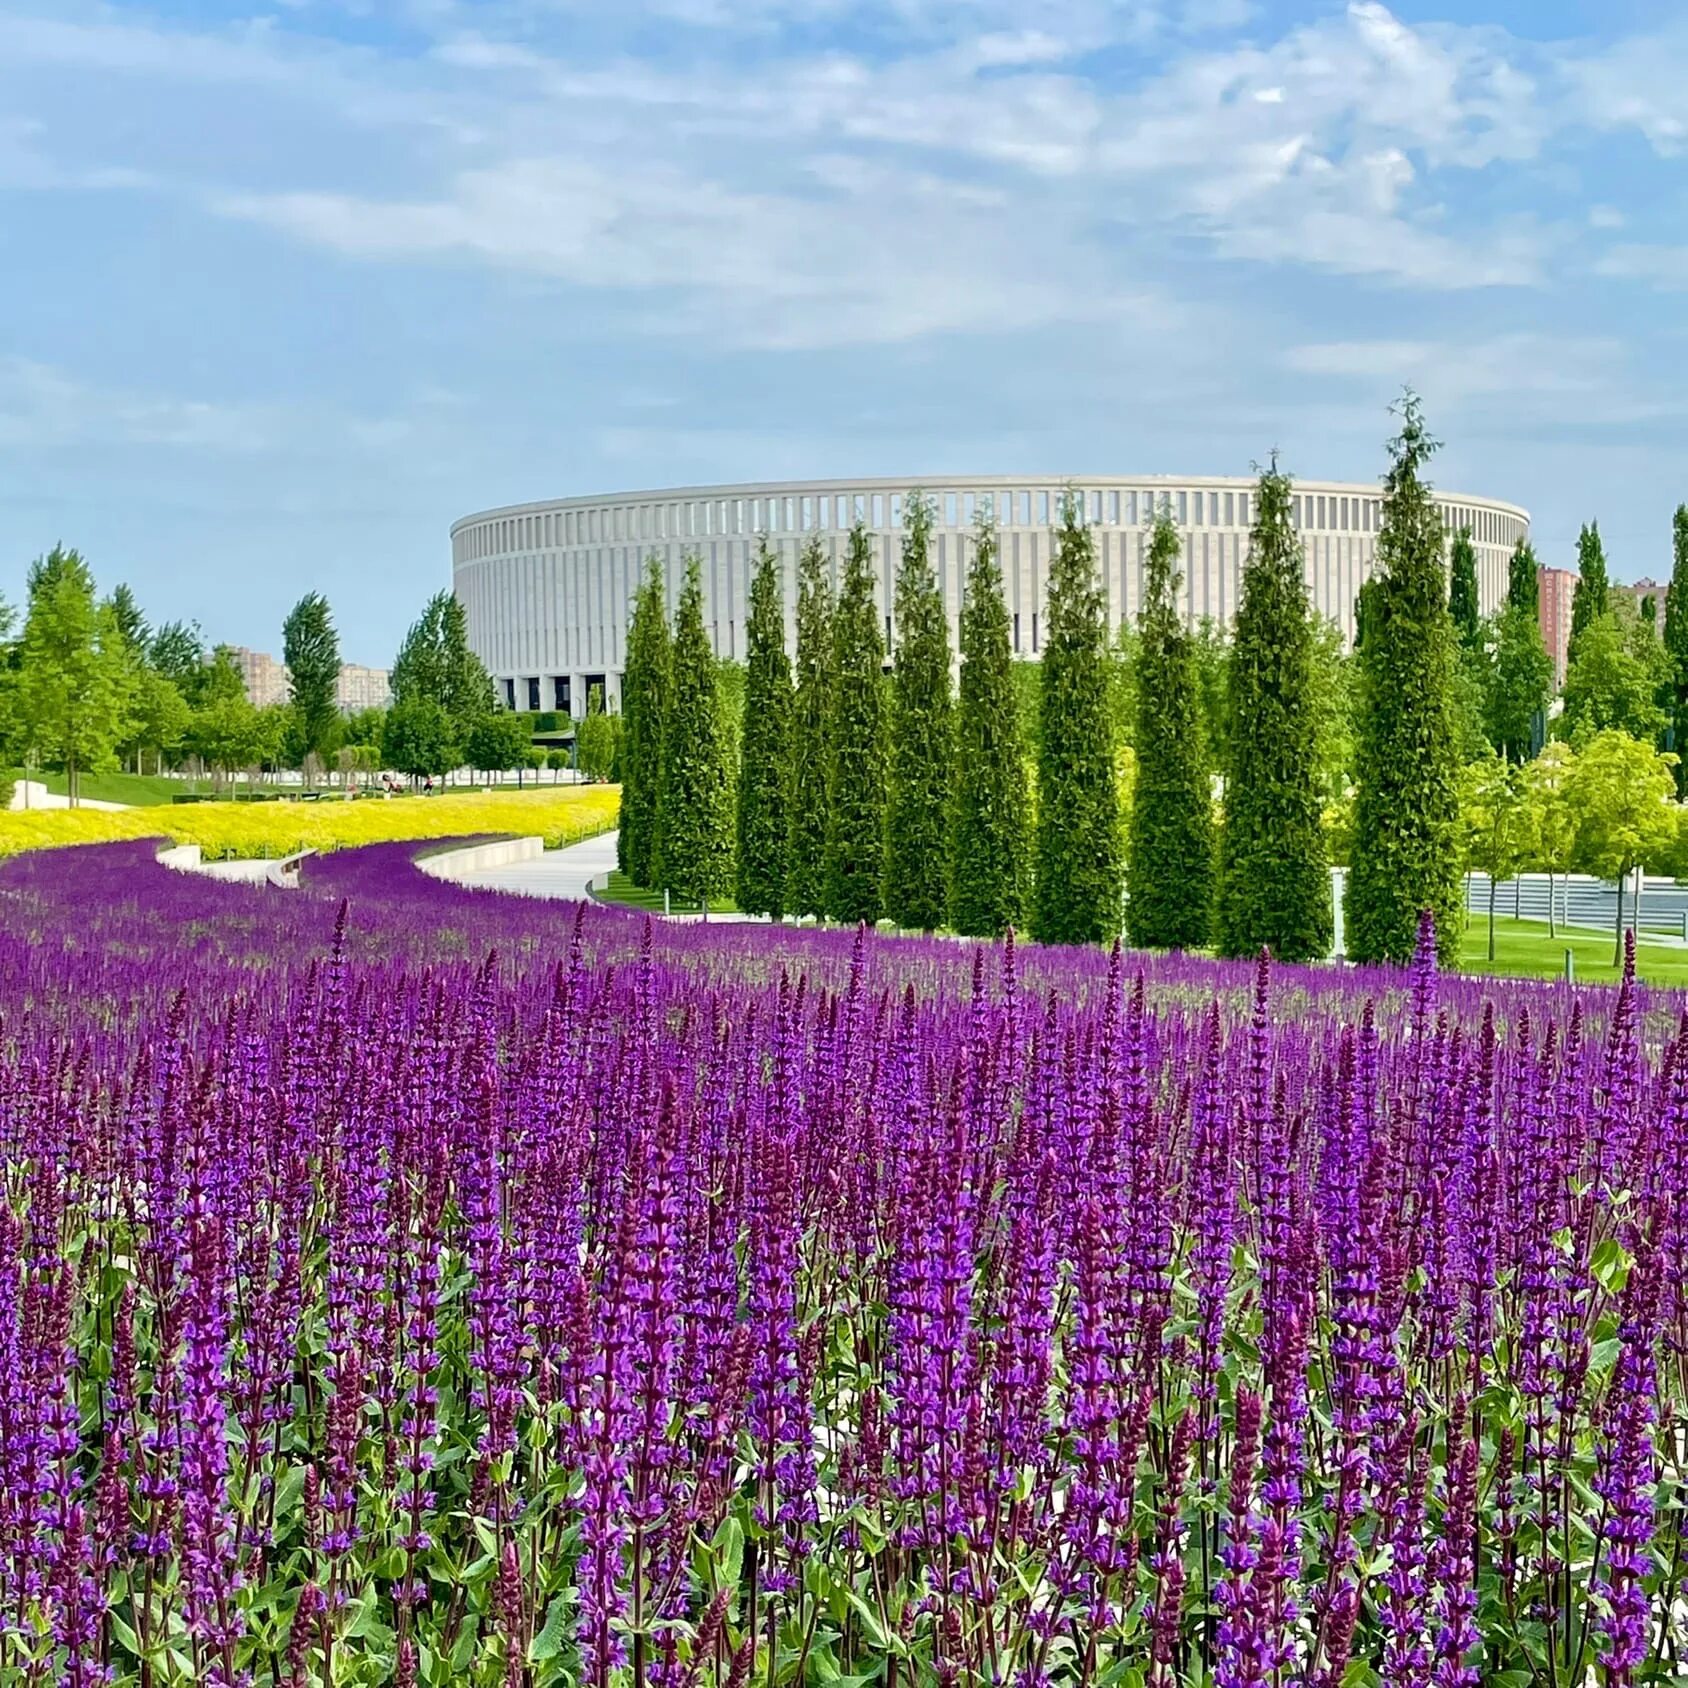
156, 843, 306, 888
418, 836, 545, 880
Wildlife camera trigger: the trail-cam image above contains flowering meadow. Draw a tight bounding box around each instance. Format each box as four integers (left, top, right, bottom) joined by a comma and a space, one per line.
0, 785, 620, 862
0, 840, 1685, 1687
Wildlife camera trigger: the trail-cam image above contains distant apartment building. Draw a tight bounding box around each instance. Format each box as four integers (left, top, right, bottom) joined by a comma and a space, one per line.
231, 646, 290, 708
335, 663, 393, 712
1537, 566, 1575, 687
232, 647, 392, 713
1615, 576, 1667, 630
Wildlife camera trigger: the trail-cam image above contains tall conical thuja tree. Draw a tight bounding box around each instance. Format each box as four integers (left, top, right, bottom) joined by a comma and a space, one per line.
655, 556, 732, 905
824, 521, 888, 925
1127, 506, 1214, 949
1508, 538, 1540, 617
1032, 492, 1120, 945
1664, 506, 1688, 792
1449, 528, 1481, 649
1346, 395, 1463, 966
885, 493, 953, 930
787, 538, 834, 918
1216, 462, 1331, 962
950, 508, 1030, 937
619, 559, 672, 886
1569, 521, 1609, 660
735, 537, 792, 916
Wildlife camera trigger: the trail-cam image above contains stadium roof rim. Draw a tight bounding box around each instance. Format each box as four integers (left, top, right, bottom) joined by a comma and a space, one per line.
452, 475, 1529, 535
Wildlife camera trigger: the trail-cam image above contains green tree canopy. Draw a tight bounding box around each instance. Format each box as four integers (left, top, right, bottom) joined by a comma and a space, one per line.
1460, 752, 1540, 961
150, 621, 208, 709
885, 494, 953, 931
657, 556, 734, 906
1564, 728, 1679, 964
576, 686, 617, 783
1449, 527, 1481, 649
283, 592, 341, 780
391, 591, 494, 778
381, 694, 457, 780
950, 509, 1031, 938
187, 645, 269, 787
735, 538, 793, 917
824, 522, 889, 925
788, 538, 834, 918
1346, 394, 1464, 965
464, 709, 531, 783
107, 583, 150, 654
15, 546, 133, 805
1032, 493, 1121, 945
1507, 539, 1540, 616
619, 558, 672, 886
1569, 521, 1609, 660
1560, 608, 1668, 745
1217, 460, 1331, 963
1128, 507, 1214, 950
1485, 602, 1553, 762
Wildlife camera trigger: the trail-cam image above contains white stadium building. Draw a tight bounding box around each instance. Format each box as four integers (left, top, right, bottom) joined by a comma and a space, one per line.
450, 476, 1528, 715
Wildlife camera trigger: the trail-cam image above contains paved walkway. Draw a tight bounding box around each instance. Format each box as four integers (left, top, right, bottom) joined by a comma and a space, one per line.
8, 779, 128, 813
437, 829, 758, 921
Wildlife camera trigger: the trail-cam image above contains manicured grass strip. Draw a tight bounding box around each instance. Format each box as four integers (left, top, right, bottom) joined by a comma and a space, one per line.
1456, 914, 1688, 986
596, 868, 740, 915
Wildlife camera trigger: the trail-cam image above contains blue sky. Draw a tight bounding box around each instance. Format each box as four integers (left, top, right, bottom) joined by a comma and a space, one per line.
3, 0, 1688, 664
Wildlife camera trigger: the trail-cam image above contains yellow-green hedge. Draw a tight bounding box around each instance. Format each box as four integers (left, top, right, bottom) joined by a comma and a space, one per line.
0, 787, 621, 861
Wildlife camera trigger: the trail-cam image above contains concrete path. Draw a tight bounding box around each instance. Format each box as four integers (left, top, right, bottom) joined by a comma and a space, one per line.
8, 779, 128, 813
432, 829, 759, 921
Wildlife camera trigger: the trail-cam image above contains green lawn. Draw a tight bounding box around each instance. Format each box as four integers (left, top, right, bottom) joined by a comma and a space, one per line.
1456, 915, 1688, 986
22, 770, 191, 806
596, 869, 740, 915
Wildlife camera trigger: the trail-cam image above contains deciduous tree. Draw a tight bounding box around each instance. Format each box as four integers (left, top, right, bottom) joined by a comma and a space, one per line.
1460, 752, 1539, 961
1569, 521, 1609, 660
15, 546, 133, 806
1486, 602, 1553, 762
283, 592, 341, 784
1565, 728, 1679, 965
1449, 527, 1481, 649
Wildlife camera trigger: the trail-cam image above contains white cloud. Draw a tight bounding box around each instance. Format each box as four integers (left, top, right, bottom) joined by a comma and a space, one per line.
1595, 245, 1688, 288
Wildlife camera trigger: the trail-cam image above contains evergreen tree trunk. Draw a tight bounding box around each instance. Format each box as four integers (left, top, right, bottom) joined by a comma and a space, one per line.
824, 522, 888, 926
655, 556, 732, 906
885, 494, 953, 931
1347, 395, 1464, 965
1216, 462, 1331, 961
950, 511, 1031, 937
736, 538, 793, 917
1031, 495, 1121, 945
1128, 507, 1214, 950
788, 539, 834, 919
620, 560, 672, 887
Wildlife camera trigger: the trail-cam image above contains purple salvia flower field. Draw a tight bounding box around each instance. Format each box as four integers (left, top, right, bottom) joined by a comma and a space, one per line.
0, 838, 1685, 1685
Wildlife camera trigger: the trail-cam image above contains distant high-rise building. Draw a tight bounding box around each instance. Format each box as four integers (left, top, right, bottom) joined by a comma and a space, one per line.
230, 648, 391, 713
335, 664, 393, 712
1537, 566, 1576, 687
231, 646, 290, 708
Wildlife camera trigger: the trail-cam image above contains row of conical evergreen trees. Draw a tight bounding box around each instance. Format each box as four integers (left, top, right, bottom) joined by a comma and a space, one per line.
618, 397, 1464, 963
